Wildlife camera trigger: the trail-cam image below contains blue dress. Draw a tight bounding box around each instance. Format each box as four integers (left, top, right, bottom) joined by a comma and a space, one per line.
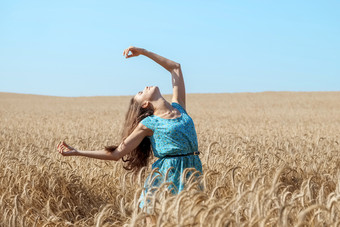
138, 102, 204, 212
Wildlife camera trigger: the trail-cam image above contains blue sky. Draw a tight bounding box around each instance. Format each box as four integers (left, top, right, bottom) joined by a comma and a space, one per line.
0, 0, 339, 97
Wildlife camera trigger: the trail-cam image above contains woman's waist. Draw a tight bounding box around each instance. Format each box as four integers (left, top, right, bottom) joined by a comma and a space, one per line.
162, 151, 200, 158
154, 149, 200, 158
152, 152, 202, 169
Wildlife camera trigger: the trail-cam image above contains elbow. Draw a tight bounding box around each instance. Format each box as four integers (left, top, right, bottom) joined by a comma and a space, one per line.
104, 145, 119, 161
170, 63, 181, 73
110, 152, 120, 161
104, 149, 119, 161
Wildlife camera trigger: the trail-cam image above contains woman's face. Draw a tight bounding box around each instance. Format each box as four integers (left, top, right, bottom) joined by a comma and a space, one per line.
134, 86, 161, 107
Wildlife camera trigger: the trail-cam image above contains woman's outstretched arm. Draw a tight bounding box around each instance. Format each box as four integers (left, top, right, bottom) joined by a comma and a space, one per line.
123, 46, 186, 109
57, 123, 152, 161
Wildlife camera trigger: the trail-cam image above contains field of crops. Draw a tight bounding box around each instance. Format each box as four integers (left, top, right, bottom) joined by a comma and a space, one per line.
1, 91, 339, 226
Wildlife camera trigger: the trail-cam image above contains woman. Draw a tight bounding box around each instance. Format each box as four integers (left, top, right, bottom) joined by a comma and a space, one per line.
57, 46, 203, 224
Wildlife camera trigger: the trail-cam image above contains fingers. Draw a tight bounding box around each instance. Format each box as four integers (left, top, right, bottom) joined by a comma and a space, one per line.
57, 142, 63, 154
123, 49, 127, 57
56, 141, 72, 155
57, 141, 63, 151
123, 46, 135, 58
57, 141, 64, 153
62, 141, 70, 149
65, 143, 74, 150
124, 50, 131, 58
123, 48, 130, 57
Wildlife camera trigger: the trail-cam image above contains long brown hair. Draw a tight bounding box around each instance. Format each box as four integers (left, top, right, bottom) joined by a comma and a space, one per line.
105, 97, 154, 173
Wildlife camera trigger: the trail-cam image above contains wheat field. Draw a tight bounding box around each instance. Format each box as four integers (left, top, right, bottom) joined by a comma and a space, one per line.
0, 91, 339, 226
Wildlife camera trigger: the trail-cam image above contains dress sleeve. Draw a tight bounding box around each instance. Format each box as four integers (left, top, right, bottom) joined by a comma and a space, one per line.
171, 102, 187, 114
140, 116, 154, 131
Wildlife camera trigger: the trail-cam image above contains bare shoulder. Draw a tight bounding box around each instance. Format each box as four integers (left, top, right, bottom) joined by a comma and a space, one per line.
137, 122, 153, 136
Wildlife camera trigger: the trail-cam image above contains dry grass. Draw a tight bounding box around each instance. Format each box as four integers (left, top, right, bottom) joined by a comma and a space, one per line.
0, 91, 339, 226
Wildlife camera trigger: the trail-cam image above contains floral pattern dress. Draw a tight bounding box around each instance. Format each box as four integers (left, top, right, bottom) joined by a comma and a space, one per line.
138, 102, 204, 213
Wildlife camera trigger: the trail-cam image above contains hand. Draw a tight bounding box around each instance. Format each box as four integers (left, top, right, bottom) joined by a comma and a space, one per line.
57, 141, 78, 156
123, 46, 145, 58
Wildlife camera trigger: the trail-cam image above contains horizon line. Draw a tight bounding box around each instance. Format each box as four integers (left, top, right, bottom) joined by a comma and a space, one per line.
1, 90, 339, 98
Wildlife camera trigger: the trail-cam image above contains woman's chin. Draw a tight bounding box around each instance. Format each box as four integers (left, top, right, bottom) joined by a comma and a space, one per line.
150, 86, 162, 100
150, 86, 159, 92
155, 86, 161, 94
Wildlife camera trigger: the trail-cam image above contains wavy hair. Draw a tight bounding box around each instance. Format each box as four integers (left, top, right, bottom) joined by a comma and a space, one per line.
105, 97, 154, 173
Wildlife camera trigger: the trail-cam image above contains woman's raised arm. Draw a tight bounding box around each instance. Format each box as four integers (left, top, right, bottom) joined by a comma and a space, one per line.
123, 46, 186, 109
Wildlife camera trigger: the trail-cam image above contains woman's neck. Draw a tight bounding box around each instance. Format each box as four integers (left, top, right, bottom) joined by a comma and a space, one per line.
152, 98, 177, 118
